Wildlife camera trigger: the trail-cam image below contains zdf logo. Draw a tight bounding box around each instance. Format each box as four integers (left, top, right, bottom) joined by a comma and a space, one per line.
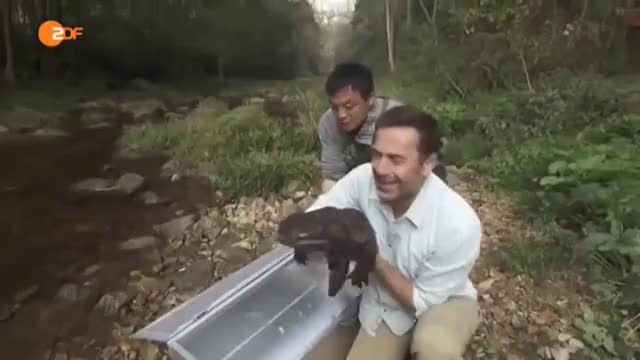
38, 20, 83, 47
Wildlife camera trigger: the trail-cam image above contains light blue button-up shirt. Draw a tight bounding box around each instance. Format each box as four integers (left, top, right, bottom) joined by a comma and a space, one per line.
306, 163, 482, 336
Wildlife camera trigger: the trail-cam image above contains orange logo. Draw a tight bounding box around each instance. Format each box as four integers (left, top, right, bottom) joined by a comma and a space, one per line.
38, 20, 83, 47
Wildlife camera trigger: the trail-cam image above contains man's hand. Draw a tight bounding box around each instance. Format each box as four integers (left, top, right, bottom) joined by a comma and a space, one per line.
374, 255, 416, 314
320, 178, 337, 193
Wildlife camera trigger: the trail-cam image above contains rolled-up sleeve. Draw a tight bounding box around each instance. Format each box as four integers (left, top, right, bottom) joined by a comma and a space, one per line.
412, 218, 482, 316
318, 114, 348, 181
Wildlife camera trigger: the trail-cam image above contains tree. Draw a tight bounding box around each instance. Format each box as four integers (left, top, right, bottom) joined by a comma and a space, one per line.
2, 0, 15, 83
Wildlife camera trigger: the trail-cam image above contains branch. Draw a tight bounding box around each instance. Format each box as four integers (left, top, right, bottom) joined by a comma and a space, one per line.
418, 0, 433, 24
519, 50, 534, 93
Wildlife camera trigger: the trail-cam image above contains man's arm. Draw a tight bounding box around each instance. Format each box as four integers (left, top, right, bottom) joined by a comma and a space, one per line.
306, 163, 369, 213
374, 219, 482, 316
318, 113, 348, 185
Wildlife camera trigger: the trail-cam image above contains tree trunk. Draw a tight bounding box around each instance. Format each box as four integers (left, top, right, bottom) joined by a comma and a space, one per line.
217, 56, 225, 82
385, 0, 395, 72
2, 0, 16, 83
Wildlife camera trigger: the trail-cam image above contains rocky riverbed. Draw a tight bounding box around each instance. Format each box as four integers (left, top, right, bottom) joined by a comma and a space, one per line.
0, 82, 601, 359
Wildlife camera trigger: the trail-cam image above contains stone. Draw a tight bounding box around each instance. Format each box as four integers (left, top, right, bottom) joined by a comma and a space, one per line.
55, 283, 90, 302
121, 99, 167, 123
153, 215, 195, 241
82, 264, 101, 277
70, 178, 117, 194
120, 236, 158, 251
95, 292, 130, 317
32, 128, 68, 137
0, 125, 9, 133
171, 260, 212, 292
14, 284, 39, 303
116, 173, 145, 195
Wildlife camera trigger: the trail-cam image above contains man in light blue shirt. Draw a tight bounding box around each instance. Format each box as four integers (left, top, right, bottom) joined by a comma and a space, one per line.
305, 105, 482, 360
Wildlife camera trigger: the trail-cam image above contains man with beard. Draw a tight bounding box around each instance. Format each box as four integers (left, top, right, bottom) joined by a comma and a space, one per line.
304, 105, 482, 360
316, 62, 448, 194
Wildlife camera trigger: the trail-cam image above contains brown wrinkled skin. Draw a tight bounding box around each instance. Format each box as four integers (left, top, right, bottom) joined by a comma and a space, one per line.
276, 206, 378, 296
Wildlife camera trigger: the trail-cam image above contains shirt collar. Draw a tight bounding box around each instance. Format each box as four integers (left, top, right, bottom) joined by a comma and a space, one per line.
368, 173, 438, 228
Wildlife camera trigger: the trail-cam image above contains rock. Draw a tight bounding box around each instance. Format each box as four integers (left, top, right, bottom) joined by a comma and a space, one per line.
0, 125, 9, 133
82, 264, 101, 277
154, 215, 195, 241
76, 98, 119, 111
170, 174, 180, 183
115, 173, 145, 195
279, 199, 297, 220
70, 178, 117, 194
55, 283, 90, 302
139, 191, 163, 205
296, 194, 316, 211
171, 259, 212, 292
32, 128, 68, 137
120, 236, 158, 251
139, 343, 161, 360
80, 108, 120, 125
14, 284, 39, 303
121, 99, 167, 123
87, 121, 113, 129
164, 112, 180, 122
95, 292, 130, 317
0, 304, 18, 321
4, 106, 49, 132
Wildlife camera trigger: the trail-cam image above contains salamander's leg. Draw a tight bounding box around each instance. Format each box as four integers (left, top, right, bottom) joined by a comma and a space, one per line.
293, 248, 308, 265
348, 263, 370, 288
327, 253, 348, 297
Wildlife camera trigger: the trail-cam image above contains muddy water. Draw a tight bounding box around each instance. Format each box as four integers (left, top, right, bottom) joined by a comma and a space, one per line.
0, 123, 215, 359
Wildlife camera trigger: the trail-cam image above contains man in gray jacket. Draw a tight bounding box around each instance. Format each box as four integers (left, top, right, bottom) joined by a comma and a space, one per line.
317, 62, 447, 193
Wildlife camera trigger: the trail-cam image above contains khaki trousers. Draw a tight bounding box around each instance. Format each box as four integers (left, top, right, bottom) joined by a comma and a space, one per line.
305, 297, 480, 360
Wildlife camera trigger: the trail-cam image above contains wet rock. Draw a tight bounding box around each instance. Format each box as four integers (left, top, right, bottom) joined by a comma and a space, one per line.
32, 128, 68, 137
171, 259, 212, 292
153, 215, 195, 241
95, 292, 130, 317
115, 173, 145, 195
0, 304, 18, 321
120, 236, 158, 251
4, 106, 50, 132
70, 178, 117, 194
15, 284, 39, 303
80, 107, 120, 125
55, 283, 90, 302
87, 121, 113, 129
121, 99, 167, 123
76, 98, 119, 111
139, 191, 162, 205
164, 112, 180, 122
82, 264, 101, 277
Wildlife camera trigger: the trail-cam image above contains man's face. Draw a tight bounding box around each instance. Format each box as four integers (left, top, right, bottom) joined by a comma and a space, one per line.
328, 86, 372, 133
370, 127, 434, 204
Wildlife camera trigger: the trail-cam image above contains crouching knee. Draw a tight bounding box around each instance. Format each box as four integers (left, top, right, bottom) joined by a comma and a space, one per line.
410, 330, 464, 360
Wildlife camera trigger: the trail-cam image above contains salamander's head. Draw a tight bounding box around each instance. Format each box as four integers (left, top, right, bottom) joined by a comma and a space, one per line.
276, 211, 325, 247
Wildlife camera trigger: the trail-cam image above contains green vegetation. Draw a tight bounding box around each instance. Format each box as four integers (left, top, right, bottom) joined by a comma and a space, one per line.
121, 93, 322, 199
336, 0, 640, 357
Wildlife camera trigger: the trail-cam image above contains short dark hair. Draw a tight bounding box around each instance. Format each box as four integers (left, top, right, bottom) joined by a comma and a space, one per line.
325, 62, 374, 99
374, 105, 442, 157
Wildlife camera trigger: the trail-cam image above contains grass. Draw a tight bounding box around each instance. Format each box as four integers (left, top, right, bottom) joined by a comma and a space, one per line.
121, 92, 322, 199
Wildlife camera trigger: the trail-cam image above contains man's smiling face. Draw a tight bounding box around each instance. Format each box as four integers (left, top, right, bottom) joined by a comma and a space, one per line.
371, 126, 433, 204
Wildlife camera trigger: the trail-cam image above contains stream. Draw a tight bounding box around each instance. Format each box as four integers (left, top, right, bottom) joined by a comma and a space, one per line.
0, 108, 215, 359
